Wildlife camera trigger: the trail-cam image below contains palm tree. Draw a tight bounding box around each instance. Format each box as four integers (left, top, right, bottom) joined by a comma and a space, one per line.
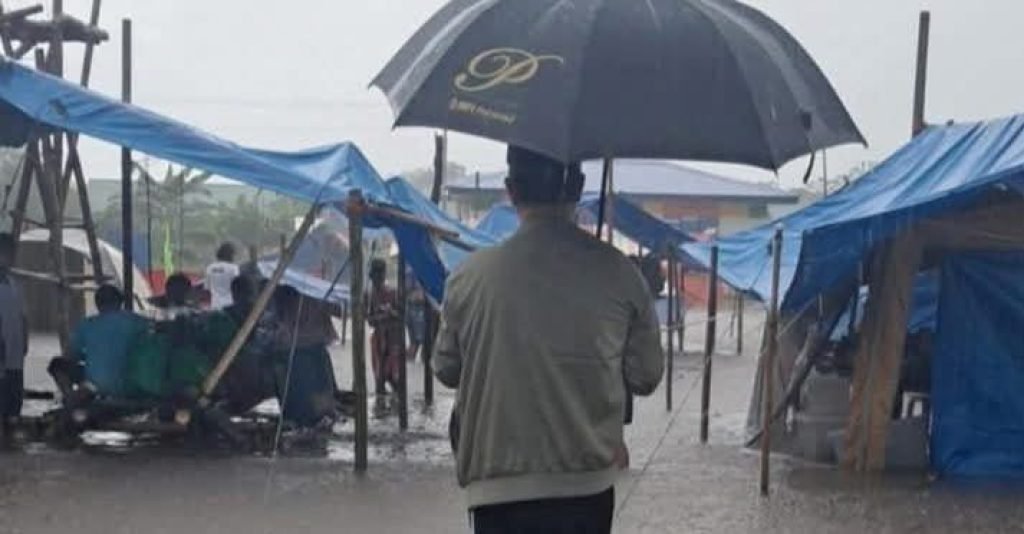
100, 163, 216, 271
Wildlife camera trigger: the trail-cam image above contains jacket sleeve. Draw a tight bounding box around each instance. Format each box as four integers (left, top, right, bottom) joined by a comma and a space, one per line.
623, 283, 665, 397
433, 296, 462, 389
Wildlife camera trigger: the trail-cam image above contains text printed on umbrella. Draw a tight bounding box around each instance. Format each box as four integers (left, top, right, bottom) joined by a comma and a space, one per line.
454, 48, 564, 93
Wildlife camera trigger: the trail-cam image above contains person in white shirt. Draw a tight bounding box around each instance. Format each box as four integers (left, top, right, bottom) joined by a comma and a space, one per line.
205, 243, 240, 310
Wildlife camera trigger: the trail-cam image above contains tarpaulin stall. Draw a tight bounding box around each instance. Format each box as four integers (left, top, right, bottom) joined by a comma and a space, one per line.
0, 57, 472, 468
684, 115, 1024, 476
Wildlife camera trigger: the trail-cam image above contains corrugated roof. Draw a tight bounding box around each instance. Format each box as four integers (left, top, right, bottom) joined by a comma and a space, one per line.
447, 160, 799, 203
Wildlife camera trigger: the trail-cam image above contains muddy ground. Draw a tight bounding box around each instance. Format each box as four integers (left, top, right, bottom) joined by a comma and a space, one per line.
1, 312, 1023, 533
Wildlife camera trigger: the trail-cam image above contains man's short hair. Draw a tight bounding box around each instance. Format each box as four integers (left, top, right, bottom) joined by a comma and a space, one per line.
216, 242, 236, 262
95, 284, 124, 310
505, 146, 585, 205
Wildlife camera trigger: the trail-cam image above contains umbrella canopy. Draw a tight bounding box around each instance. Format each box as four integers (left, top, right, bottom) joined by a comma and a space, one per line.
373, 0, 864, 169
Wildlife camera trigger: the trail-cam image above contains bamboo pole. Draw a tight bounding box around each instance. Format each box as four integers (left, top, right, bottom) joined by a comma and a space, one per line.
911, 11, 931, 137
760, 226, 784, 496
678, 263, 686, 355
120, 17, 133, 308
736, 294, 745, 356
422, 135, 446, 408
200, 202, 319, 399
396, 252, 409, 431
699, 245, 719, 443
665, 248, 676, 412
348, 190, 369, 472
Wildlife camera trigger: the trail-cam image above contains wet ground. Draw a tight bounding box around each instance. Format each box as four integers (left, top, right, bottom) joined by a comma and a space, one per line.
2, 311, 1023, 533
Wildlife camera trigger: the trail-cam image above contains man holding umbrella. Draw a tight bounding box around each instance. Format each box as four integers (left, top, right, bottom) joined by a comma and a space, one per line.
435, 146, 664, 532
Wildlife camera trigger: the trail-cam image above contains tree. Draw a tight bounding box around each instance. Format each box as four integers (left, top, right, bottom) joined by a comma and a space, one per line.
98, 163, 217, 271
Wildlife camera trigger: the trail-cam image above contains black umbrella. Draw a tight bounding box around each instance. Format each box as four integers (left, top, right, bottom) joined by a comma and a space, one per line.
372, 0, 865, 170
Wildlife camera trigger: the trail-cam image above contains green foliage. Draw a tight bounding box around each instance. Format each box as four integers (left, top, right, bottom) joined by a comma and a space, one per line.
96, 163, 307, 272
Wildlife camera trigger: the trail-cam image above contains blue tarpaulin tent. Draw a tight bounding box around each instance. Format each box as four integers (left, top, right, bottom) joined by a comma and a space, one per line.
683, 116, 1024, 312
0, 59, 390, 206
686, 115, 1024, 478
384, 177, 497, 301
0, 58, 468, 303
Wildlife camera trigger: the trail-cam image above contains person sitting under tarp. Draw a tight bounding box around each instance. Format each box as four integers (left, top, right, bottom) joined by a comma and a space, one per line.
270, 285, 339, 428
202, 276, 277, 415
49, 285, 150, 406
123, 274, 210, 405
153, 273, 199, 320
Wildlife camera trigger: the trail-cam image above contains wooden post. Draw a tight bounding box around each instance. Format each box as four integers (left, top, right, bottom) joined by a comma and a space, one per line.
736, 294, 745, 355
699, 245, 719, 443
760, 227, 783, 496
120, 18, 133, 308
678, 264, 686, 354
422, 135, 446, 408
665, 249, 675, 412
396, 252, 409, 431
348, 190, 369, 472
911, 11, 931, 137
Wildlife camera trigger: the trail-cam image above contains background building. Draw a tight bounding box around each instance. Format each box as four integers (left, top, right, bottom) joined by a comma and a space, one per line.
445, 160, 800, 238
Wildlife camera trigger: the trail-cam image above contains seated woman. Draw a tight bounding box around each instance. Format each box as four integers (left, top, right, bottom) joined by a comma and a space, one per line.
49, 285, 150, 405
270, 285, 339, 428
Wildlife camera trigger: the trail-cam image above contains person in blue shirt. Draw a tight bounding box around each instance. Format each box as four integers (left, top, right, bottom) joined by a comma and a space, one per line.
49, 285, 150, 402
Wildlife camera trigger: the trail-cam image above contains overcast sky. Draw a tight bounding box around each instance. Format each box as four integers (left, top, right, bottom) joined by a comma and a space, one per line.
40, 0, 1024, 187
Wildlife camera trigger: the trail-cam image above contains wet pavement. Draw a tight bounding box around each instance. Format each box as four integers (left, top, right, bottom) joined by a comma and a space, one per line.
2, 313, 1023, 533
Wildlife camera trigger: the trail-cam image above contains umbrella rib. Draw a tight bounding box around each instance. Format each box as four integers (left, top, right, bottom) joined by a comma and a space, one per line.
564, 0, 619, 161
688, 0, 780, 170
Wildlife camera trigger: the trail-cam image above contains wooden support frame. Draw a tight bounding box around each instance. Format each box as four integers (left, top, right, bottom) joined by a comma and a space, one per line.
699, 245, 719, 443
759, 226, 783, 496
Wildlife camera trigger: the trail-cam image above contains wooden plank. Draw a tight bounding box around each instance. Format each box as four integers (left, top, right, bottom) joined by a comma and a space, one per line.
348, 191, 369, 472
67, 149, 104, 282
36, 135, 71, 351
760, 227, 783, 496
9, 143, 36, 244
841, 234, 922, 471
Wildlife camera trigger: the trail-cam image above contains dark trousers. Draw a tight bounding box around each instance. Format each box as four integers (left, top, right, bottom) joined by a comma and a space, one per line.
0, 369, 24, 419
473, 487, 614, 534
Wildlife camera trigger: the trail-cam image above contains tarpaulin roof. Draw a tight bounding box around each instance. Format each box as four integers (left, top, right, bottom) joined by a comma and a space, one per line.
684, 115, 1024, 311
383, 177, 498, 302
450, 160, 799, 203
0, 58, 391, 205
475, 194, 693, 252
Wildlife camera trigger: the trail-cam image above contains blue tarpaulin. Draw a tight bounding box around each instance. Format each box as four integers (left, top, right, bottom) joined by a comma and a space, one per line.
0, 59, 391, 206
0, 58, 472, 303
932, 252, 1024, 477
475, 194, 693, 252
383, 177, 498, 302
683, 116, 1024, 312
829, 272, 939, 342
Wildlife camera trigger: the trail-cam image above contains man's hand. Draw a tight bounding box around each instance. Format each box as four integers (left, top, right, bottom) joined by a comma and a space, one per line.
614, 443, 631, 470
